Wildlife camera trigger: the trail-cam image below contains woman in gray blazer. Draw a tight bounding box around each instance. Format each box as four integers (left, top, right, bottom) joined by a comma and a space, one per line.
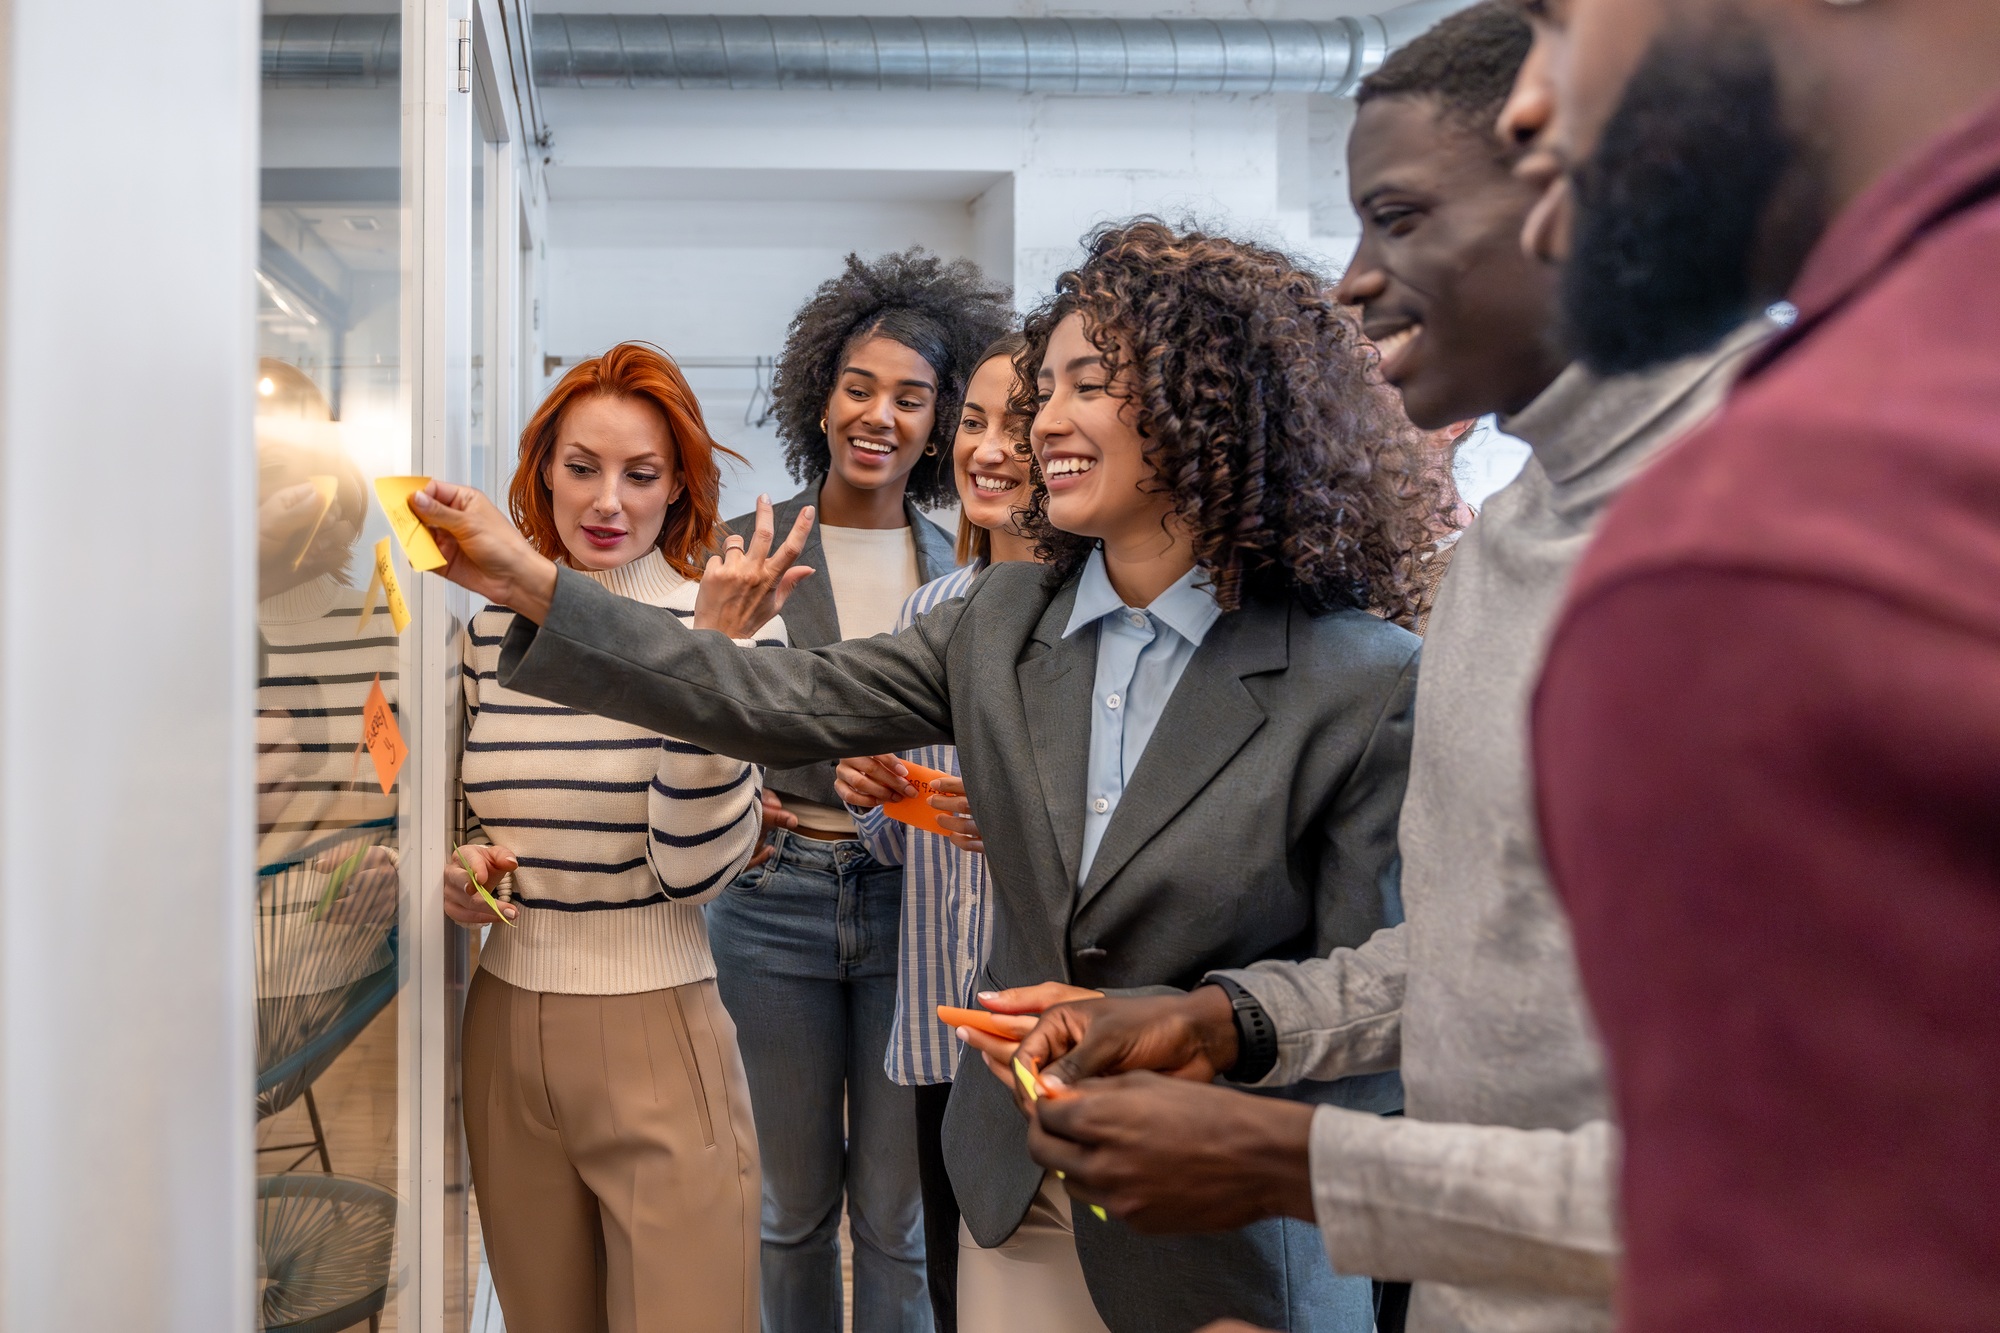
412, 220, 1446, 1333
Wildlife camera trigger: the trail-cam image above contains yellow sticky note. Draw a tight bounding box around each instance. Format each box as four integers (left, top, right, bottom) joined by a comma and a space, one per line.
290, 474, 341, 570
359, 674, 408, 794
1014, 1057, 1109, 1220
373, 475, 446, 571
376, 538, 411, 633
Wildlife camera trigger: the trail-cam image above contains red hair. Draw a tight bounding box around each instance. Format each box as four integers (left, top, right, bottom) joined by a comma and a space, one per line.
510, 343, 743, 580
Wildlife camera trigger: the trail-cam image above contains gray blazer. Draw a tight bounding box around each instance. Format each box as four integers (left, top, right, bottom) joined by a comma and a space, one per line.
725, 481, 958, 811
497, 560, 1419, 1333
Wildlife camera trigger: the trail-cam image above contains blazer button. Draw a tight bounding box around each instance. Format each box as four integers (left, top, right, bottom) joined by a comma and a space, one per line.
1075, 946, 1108, 962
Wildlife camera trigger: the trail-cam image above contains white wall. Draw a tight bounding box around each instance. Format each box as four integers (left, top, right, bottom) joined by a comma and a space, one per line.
1, 0, 258, 1327
529, 0, 1398, 513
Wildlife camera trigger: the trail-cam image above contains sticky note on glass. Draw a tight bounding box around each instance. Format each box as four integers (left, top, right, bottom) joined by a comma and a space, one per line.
357, 537, 411, 636
359, 674, 408, 794
880, 760, 957, 835
373, 475, 446, 571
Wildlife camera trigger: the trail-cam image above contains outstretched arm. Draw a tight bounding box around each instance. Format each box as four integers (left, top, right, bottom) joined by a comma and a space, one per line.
498, 567, 960, 769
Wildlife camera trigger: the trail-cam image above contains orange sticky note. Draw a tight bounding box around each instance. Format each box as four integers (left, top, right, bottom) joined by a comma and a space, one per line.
358, 674, 407, 794
880, 760, 957, 835
937, 1005, 1023, 1041
372, 475, 446, 571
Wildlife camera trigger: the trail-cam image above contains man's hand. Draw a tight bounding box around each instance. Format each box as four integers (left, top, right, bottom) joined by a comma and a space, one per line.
744, 789, 796, 871
960, 982, 1103, 1104
444, 844, 520, 926
1028, 1072, 1316, 1233
1014, 985, 1242, 1098
693, 495, 816, 637
410, 482, 558, 620
835, 755, 919, 809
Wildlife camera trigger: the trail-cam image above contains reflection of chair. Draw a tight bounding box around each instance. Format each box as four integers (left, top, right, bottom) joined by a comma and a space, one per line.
257, 836, 400, 1172
257, 1173, 397, 1333
258, 959, 397, 1171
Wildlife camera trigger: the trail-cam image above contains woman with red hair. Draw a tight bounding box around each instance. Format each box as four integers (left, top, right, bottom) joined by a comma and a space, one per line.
444, 342, 781, 1332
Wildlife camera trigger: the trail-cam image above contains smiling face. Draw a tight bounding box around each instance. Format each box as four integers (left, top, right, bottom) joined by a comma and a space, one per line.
1334, 94, 1566, 427
1031, 313, 1178, 555
823, 334, 939, 497
952, 354, 1031, 536
542, 393, 682, 571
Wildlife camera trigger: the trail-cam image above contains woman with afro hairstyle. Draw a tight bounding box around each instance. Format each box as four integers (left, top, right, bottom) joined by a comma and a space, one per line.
708, 247, 1010, 1333
410, 219, 1445, 1333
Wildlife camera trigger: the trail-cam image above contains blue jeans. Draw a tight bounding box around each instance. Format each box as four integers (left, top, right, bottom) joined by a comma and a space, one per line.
708, 831, 931, 1333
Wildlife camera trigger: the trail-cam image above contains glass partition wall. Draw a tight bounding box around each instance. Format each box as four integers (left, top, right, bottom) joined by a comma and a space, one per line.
255, 4, 522, 1328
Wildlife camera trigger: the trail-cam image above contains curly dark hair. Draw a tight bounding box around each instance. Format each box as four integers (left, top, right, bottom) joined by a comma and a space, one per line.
1356, 1, 1533, 139
1010, 219, 1447, 621
769, 248, 1013, 507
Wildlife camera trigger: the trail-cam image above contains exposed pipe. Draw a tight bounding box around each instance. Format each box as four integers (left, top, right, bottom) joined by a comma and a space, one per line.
263, 5, 1467, 96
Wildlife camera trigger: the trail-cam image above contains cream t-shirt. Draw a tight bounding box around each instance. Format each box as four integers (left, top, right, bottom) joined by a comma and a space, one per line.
784, 523, 924, 834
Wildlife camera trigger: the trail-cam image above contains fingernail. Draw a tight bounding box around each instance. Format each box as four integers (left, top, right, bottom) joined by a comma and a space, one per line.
977, 991, 997, 1002
411, 491, 431, 509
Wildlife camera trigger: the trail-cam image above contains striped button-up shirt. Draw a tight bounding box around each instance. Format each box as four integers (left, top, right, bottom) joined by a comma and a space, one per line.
850, 564, 994, 1086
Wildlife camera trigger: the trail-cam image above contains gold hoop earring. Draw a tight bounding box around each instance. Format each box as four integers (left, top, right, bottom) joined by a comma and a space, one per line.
819, 415, 828, 434
924, 442, 939, 457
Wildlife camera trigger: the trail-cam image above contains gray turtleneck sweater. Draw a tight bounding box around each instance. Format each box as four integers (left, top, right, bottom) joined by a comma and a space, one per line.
1215, 322, 1769, 1333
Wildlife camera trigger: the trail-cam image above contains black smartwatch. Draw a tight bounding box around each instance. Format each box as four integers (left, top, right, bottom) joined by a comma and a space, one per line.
1207, 976, 1278, 1084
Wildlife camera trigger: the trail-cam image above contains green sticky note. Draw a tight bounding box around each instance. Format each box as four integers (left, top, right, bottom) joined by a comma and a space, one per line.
311, 844, 370, 922
456, 847, 515, 927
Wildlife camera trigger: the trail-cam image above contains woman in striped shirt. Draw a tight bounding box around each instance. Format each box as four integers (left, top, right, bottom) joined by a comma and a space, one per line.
833, 333, 1090, 1333
445, 344, 782, 1333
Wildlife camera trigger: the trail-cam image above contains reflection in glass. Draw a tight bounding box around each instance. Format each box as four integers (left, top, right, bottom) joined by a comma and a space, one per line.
256, 17, 411, 1329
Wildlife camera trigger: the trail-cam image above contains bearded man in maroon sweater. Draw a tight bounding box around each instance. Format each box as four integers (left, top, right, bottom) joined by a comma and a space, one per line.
1522, 0, 2000, 1330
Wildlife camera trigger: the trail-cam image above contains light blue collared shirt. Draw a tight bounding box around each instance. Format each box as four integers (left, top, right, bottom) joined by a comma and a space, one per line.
1063, 549, 1223, 886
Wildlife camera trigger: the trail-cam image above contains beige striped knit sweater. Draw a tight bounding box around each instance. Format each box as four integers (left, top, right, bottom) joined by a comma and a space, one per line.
462, 549, 781, 995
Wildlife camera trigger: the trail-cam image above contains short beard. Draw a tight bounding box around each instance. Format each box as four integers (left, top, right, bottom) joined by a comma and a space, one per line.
1562, 15, 1817, 375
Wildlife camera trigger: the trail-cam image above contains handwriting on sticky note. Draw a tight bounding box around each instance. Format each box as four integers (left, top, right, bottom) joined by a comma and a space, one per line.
880, 760, 958, 835
373, 476, 446, 571
377, 539, 410, 632
355, 539, 411, 636
359, 674, 407, 794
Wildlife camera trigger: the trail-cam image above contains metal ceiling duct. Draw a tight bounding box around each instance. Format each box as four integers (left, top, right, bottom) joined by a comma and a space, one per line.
264, 5, 1466, 95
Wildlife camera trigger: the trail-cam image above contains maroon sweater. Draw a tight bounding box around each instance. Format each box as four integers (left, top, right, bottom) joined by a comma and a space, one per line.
1532, 95, 2000, 1332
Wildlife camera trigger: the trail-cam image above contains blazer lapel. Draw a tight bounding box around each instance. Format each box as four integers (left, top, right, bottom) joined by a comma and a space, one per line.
905, 497, 961, 583
1076, 601, 1290, 910
776, 483, 839, 649
1016, 583, 1095, 892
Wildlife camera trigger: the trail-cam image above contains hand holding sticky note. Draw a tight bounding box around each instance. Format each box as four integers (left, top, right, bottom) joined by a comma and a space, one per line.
1013, 1057, 1109, 1221
373, 476, 447, 571
879, 760, 959, 835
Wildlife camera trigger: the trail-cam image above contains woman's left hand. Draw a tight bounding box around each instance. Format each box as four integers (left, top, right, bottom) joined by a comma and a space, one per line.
693, 495, 817, 637
926, 775, 985, 853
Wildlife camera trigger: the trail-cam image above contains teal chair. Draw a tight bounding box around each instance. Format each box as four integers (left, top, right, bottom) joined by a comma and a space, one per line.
257, 1173, 398, 1333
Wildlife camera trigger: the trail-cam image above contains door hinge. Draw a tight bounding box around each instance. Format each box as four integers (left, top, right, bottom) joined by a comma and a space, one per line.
457, 20, 471, 94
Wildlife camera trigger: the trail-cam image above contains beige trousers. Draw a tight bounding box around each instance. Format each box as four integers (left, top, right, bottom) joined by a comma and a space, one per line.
958, 1173, 1114, 1333
463, 970, 761, 1333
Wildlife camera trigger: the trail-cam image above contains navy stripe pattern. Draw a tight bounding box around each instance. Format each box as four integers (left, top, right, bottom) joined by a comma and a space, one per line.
460, 549, 785, 996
